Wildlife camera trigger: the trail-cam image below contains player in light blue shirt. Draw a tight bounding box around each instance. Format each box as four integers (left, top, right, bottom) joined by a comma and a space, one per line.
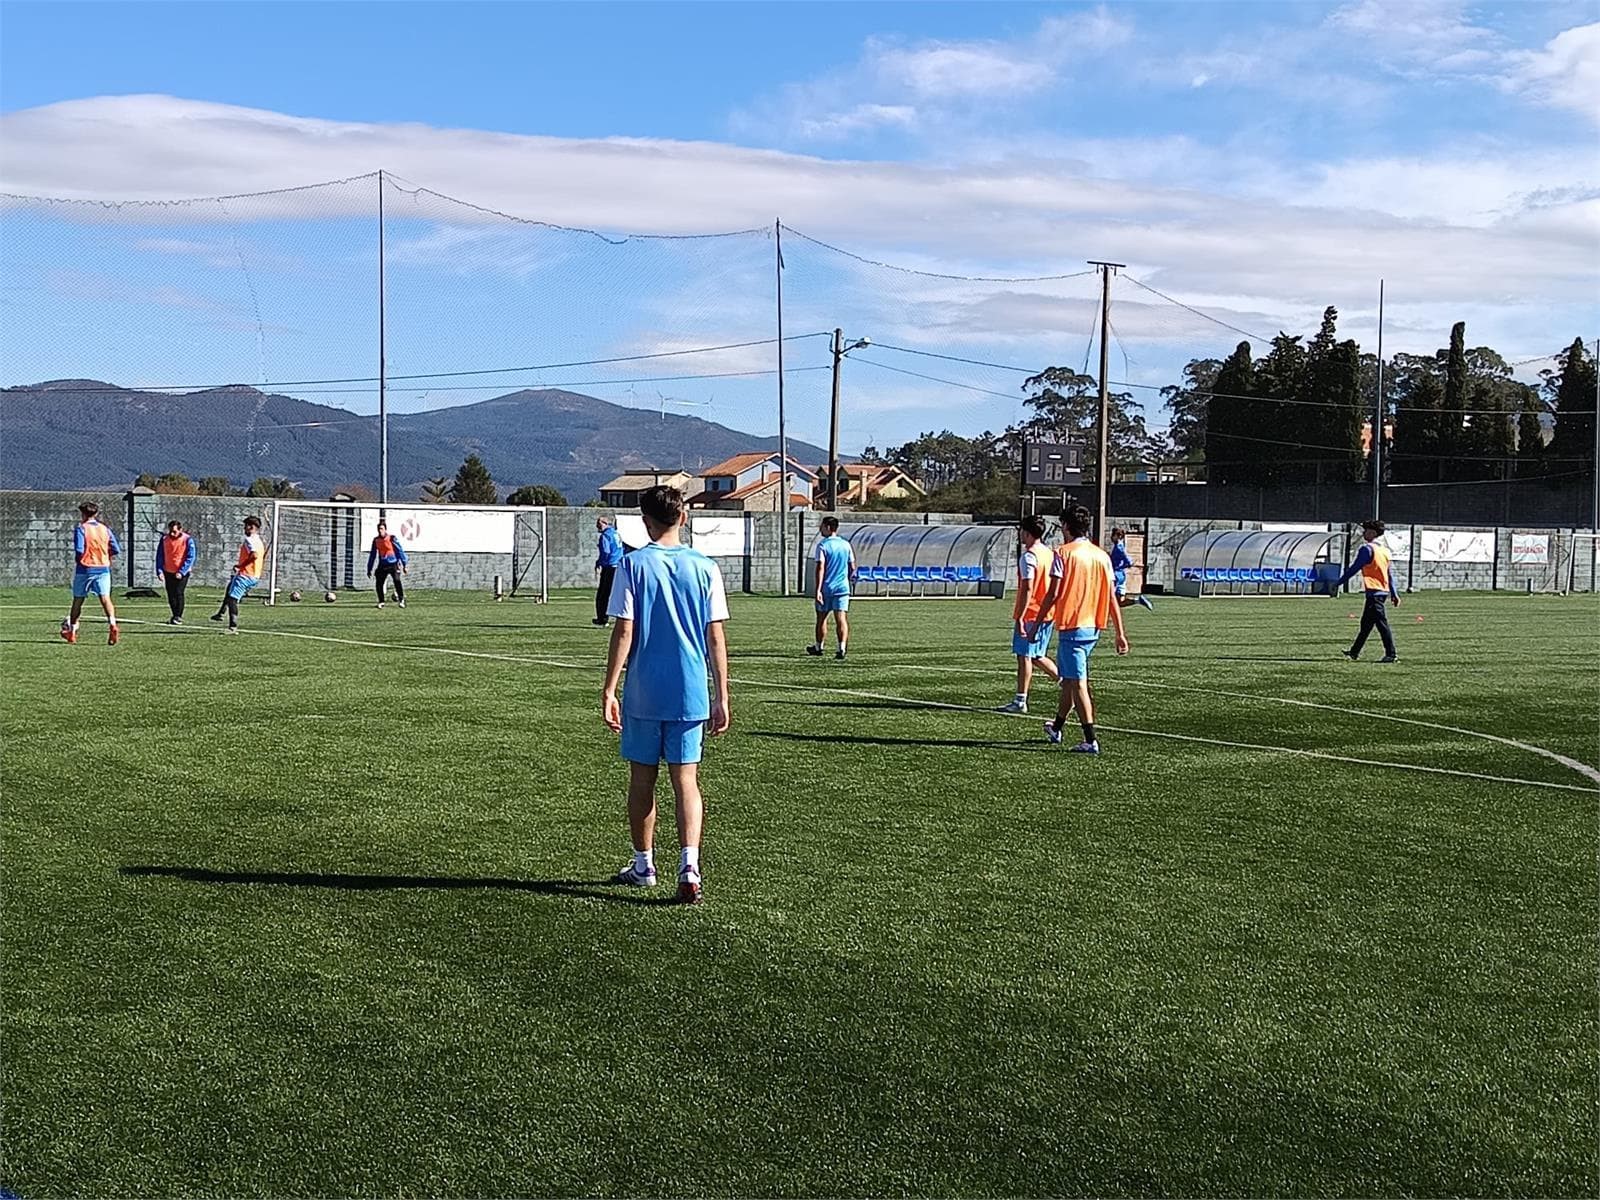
601, 485, 730, 905
807, 516, 856, 660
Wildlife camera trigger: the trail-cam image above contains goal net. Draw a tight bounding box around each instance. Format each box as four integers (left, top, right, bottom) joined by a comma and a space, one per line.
266, 502, 547, 604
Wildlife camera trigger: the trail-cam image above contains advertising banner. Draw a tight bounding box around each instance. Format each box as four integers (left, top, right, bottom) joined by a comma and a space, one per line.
360, 508, 514, 554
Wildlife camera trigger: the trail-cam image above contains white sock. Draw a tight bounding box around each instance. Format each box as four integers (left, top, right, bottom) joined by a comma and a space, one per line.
107, 616, 117, 627
680, 847, 700, 879
1014, 692, 1027, 704
633, 849, 653, 875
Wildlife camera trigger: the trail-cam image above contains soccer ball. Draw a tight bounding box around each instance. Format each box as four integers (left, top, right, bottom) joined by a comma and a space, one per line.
289, 590, 304, 603
324, 590, 338, 603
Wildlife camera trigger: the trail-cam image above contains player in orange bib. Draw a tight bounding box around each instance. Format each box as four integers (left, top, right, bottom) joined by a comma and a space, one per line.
60, 501, 122, 645
1336, 519, 1400, 662
997, 514, 1060, 714
210, 515, 266, 633
1028, 504, 1129, 754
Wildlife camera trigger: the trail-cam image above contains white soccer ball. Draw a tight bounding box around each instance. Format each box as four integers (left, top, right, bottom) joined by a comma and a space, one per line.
289, 590, 304, 603
324, 590, 338, 603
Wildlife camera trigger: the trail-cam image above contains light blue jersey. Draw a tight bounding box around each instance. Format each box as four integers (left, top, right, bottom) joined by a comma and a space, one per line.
607, 542, 729, 722
816, 534, 853, 596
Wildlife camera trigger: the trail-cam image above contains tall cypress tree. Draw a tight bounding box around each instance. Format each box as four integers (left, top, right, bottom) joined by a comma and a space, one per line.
1547, 337, 1597, 477
1389, 352, 1444, 483
1206, 341, 1254, 486
1441, 322, 1469, 480
1253, 333, 1308, 486
1516, 392, 1548, 477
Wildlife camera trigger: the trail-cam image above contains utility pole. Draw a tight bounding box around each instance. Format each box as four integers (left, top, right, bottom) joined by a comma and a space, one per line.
828, 328, 843, 511
1592, 336, 1599, 535
377, 169, 389, 510
1088, 261, 1124, 543
826, 328, 871, 511
775, 221, 788, 595
1373, 280, 1385, 521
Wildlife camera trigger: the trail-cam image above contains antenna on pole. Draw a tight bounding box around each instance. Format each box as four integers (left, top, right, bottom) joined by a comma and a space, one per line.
1373, 279, 1385, 521
776, 220, 789, 595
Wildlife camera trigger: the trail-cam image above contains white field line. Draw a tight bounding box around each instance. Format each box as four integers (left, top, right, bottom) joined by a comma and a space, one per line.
95, 618, 1600, 796
890, 663, 1600, 788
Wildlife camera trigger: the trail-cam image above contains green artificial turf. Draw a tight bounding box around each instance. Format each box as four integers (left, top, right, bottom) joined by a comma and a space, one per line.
2, 586, 1596, 1197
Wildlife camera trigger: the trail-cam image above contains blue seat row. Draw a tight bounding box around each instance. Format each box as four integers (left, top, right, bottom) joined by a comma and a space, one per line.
856, 565, 986, 584
1180, 566, 1315, 585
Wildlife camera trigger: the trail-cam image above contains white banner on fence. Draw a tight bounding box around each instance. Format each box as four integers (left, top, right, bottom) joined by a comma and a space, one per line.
1511, 533, 1549, 564
690, 516, 750, 558
1380, 529, 1412, 560
1420, 529, 1493, 564
360, 508, 514, 554
616, 515, 650, 551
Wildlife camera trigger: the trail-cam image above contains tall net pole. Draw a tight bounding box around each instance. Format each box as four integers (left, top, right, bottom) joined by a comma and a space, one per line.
1088, 261, 1123, 542
1592, 336, 1599, 536
378, 169, 389, 510
1373, 280, 1385, 521
776, 220, 788, 595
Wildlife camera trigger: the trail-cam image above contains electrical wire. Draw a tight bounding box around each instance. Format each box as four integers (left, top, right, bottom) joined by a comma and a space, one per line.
778, 225, 1098, 283
847, 356, 1025, 402
1122, 276, 1274, 343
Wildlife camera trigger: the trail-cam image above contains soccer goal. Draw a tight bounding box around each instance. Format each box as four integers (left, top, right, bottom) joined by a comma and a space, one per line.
266, 501, 548, 604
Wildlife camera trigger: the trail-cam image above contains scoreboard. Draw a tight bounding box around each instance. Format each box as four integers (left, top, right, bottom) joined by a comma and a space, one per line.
1023, 441, 1084, 488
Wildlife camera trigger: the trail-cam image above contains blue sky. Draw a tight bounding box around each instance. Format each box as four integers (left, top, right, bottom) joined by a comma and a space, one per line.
1, 1, 1596, 456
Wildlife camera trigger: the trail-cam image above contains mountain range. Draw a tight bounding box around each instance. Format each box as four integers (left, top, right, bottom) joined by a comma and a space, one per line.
0, 381, 831, 501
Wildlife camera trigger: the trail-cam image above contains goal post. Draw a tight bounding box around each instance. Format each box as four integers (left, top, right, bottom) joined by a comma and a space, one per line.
266, 501, 547, 604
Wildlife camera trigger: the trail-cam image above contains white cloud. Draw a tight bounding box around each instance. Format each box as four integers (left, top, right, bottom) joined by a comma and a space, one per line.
731, 7, 1133, 143
1325, 0, 1499, 75
1503, 21, 1600, 125
0, 94, 1594, 379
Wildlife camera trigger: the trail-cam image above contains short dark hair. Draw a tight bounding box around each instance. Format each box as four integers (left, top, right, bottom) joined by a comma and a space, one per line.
1019, 514, 1046, 538
243, 516, 262, 531
167, 520, 183, 532
79, 501, 98, 518
820, 516, 840, 534
1111, 527, 1126, 540
639, 485, 684, 527
1064, 504, 1093, 539
1362, 519, 1385, 535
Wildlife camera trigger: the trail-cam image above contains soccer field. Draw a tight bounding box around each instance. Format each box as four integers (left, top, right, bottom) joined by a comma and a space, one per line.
3, 586, 1596, 1197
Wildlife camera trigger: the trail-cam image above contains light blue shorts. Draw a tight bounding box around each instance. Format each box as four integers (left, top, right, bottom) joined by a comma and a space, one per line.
621, 716, 706, 765
816, 592, 850, 614
227, 574, 261, 601
1114, 568, 1128, 599
1012, 620, 1054, 659
71, 568, 112, 599
1057, 631, 1100, 681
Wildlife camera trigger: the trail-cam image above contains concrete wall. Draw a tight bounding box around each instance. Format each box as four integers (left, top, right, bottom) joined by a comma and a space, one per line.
5, 491, 1594, 595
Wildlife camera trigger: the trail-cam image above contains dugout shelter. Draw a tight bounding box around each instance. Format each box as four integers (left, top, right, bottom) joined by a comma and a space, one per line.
1174, 528, 1340, 596
807, 522, 1009, 597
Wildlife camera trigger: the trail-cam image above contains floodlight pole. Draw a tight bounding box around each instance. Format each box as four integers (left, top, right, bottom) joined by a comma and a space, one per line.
1089, 261, 1124, 543
776, 220, 789, 595
377, 169, 389, 512
1373, 280, 1385, 521
1592, 336, 1599, 536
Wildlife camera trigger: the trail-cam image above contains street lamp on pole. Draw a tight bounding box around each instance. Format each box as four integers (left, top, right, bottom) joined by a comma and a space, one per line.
827, 328, 871, 510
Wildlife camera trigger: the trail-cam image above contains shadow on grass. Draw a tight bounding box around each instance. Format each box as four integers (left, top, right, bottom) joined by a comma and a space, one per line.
1213, 655, 1332, 663
756, 698, 977, 714
746, 729, 1046, 751
119, 865, 674, 906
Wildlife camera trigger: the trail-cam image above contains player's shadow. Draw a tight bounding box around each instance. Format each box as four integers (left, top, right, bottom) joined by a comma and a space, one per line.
759, 698, 940, 713
746, 730, 1046, 751
119, 865, 670, 906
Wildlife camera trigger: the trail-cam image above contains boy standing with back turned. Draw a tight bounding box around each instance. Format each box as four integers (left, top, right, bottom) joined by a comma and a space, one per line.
61, 501, 121, 645
601, 485, 731, 905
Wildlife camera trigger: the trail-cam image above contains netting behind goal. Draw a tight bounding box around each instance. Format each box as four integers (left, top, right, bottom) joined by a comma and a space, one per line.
267, 502, 546, 602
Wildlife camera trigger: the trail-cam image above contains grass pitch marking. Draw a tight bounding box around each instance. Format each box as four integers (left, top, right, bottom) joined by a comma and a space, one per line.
102, 619, 1597, 796
892, 663, 1600, 788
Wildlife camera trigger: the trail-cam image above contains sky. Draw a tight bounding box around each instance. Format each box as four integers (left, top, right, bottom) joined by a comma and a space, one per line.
1, 0, 1596, 456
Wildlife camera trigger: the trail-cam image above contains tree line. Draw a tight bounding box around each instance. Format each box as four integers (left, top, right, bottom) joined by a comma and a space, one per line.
864, 315, 1594, 509
131, 455, 573, 506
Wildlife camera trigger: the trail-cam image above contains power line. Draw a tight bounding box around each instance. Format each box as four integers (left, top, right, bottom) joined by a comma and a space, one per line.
778, 225, 1098, 284
0, 172, 382, 209
848, 356, 1025, 402
2, 334, 833, 395
1122, 276, 1274, 342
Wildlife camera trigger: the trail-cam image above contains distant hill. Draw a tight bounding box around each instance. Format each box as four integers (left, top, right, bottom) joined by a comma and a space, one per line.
0, 381, 829, 501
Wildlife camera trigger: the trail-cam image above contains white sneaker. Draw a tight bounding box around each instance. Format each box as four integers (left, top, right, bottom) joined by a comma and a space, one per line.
611, 862, 657, 888
397, 600, 406, 609
1068, 741, 1100, 755
376, 602, 385, 609
996, 698, 1028, 714
1043, 720, 1063, 745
